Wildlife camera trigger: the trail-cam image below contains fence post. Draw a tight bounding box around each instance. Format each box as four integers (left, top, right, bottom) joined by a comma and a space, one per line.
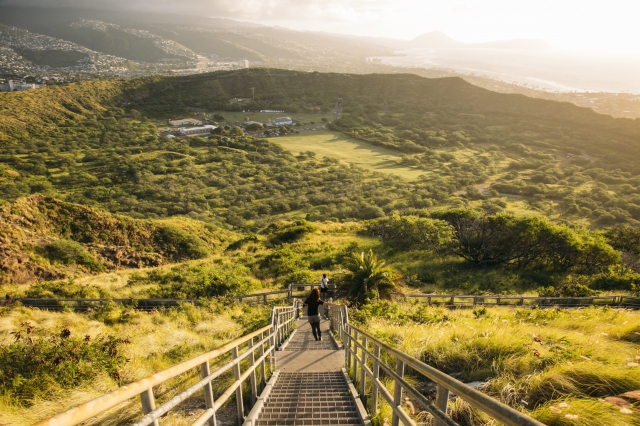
345, 326, 352, 371
391, 359, 404, 426
140, 388, 160, 426
434, 384, 450, 426
248, 337, 258, 405
232, 346, 244, 426
201, 361, 216, 426
371, 344, 380, 414
259, 331, 267, 388
352, 330, 359, 381
360, 335, 367, 405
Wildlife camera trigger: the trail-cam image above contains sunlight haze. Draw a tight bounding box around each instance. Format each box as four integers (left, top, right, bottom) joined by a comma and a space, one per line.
5, 0, 640, 54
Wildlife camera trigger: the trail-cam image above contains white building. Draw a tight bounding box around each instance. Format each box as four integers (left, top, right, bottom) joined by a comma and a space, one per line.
268, 117, 293, 127
179, 125, 216, 137
169, 118, 202, 126
243, 60, 249, 68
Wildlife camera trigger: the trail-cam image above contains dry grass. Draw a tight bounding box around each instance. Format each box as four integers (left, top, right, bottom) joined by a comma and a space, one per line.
354, 302, 640, 425
0, 302, 271, 425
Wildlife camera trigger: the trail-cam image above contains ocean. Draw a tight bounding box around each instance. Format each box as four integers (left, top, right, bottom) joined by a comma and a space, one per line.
376, 48, 640, 94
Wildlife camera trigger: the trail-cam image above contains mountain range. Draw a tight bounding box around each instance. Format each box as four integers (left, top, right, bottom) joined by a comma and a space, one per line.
0, 6, 552, 67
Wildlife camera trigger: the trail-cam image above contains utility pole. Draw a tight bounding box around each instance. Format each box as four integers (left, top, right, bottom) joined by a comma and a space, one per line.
251, 87, 255, 103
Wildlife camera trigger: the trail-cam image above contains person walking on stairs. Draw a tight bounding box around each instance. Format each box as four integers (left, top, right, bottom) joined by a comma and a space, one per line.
320, 273, 329, 298
303, 288, 333, 342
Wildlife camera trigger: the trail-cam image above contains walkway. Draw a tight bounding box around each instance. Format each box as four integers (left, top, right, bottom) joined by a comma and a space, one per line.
251, 316, 369, 426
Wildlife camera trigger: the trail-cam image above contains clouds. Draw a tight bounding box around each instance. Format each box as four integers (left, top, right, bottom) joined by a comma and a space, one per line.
2, 0, 640, 54
1, 0, 385, 23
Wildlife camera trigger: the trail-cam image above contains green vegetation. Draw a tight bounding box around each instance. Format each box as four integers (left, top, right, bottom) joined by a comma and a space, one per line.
15, 49, 89, 67
51, 26, 185, 62
2, 68, 640, 424
352, 300, 640, 425
0, 301, 272, 425
274, 131, 427, 180
341, 249, 402, 303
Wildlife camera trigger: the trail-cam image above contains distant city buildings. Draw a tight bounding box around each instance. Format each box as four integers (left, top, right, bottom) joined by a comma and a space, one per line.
196, 56, 208, 70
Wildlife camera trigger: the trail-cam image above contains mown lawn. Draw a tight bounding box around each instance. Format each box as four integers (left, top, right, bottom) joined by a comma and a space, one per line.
274, 131, 429, 181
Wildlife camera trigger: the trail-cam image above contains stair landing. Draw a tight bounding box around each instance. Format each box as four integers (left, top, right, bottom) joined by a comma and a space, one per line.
276, 318, 344, 373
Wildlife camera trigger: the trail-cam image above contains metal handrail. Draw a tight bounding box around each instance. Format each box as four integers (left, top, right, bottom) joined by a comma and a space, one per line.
14, 292, 639, 312
405, 294, 640, 308
328, 305, 544, 426
35, 301, 301, 426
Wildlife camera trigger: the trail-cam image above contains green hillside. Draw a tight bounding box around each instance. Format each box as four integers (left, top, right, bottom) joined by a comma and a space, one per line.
2, 69, 640, 228
15, 49, 89, 67
50, 26, 185, 62
2, 68, 640, 425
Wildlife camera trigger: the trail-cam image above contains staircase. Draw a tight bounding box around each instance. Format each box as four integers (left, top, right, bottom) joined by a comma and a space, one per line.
247, 316, 369, 426
255, 372, 362, 425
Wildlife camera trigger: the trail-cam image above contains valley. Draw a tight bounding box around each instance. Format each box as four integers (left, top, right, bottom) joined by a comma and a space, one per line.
1, 68, 640, 424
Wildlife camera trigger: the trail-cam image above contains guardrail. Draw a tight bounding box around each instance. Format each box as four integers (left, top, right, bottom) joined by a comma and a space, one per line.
328, 305, 544, 426
405, 294, 640, 308
35, 301, 300, 426
13, 288, 640, 312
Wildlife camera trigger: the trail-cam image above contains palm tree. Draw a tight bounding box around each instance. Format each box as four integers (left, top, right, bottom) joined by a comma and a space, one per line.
343, 249, 402, 304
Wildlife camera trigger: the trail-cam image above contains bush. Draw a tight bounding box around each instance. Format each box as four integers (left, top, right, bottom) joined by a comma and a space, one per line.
43, 240, 105, 272
538, 280, 599, 297
590, 272, 640, 291
143, 262, 260, 298
268, 221, 318, 245
0, 323, 129, 405
153, 225, 210, 260
24, 279, 109, 298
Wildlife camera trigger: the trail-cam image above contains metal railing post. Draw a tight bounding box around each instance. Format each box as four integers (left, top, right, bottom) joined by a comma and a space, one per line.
391, 358, 404, 426
248, 337, 258, 405
269, 325, 276, 372
434, 385, 450, 426
345, 325, 351, 371
232, 346, 244, 426
352, 329, 359, 380
371, 344, 381, 414
360, 335, 367, 404
259, 331, 267, 388
201, 361, 216, 426
140, 388, 159, 426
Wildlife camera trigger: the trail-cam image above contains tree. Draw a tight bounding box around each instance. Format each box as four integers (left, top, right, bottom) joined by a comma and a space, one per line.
246, 123, 264, 132
342, 249, 402, 304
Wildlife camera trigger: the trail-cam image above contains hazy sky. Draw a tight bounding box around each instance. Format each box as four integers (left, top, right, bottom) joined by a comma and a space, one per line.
5, 0, 640, 54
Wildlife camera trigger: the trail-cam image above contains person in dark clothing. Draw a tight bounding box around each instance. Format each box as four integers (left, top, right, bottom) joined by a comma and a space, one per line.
303, 288, 333, 341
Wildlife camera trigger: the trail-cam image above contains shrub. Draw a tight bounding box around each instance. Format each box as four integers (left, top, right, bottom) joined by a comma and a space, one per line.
0, 323, 129, 405
153, 225, 210, 260
537, 280, 599, 297
144, 262, 260, 298
43, 240, 105, 272
268, 221, 318, 245
24, 279, 109, 298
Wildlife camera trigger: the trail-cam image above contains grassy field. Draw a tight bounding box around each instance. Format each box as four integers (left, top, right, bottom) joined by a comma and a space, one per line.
351, 301, 640, 426
273, 131, 429, 181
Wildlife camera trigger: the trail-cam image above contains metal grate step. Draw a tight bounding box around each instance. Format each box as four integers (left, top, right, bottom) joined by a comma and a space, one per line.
255, 372, 362, 425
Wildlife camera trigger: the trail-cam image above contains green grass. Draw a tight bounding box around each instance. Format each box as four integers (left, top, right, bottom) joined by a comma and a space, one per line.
274, 131, 429, 181
352, 301, 640, 426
